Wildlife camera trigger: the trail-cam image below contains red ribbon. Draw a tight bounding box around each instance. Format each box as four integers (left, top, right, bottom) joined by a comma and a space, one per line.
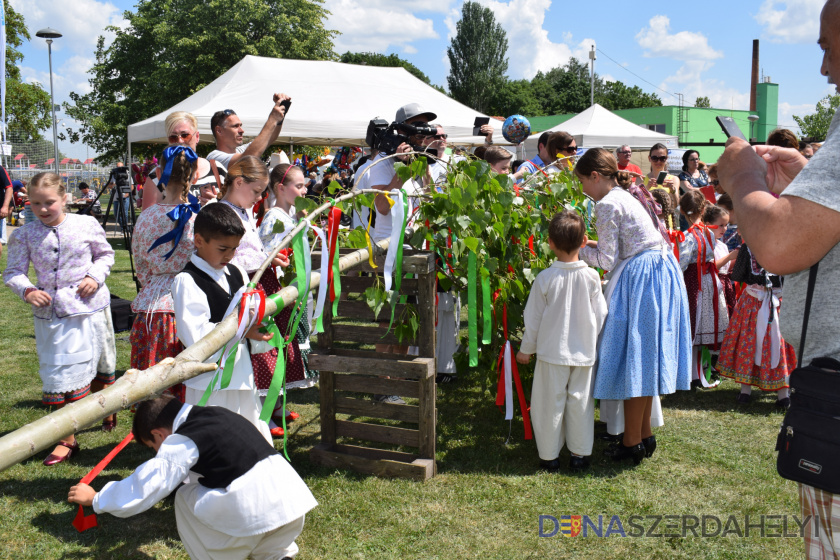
490, 299, 533, 439
528, 235, 536, 257
326, 206, 342, 303
73, 432, 135, 532
253, 192, 268, 227
238, 288, 266, 327
668, 230, 685, 261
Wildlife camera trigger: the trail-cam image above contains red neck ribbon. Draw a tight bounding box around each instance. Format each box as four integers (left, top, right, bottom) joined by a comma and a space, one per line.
73, 432, 135, 532
326, 207, 342, 302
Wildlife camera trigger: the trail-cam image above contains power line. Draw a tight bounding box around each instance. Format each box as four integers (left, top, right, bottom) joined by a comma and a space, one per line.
596, 48, 679, 102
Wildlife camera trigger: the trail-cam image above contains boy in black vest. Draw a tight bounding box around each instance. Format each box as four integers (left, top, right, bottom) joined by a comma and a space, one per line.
171, 202, 273, 442
69, 395, 317, 559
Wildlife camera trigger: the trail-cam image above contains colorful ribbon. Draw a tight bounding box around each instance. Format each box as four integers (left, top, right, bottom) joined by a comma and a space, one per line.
158, 145, 198, 190
147, 194, 201, 260
481, 269, 491, 345
467, 250, 478, 367
668, 230, 685, 261
327, 206, 343, 315
494, 341, 533, 440
73, 432, 135, 532
383, 190, 406, 292
307, 219, 330, 334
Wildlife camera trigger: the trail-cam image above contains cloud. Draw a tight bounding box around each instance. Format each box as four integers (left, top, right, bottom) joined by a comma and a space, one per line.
755, 0, 823, 44
11, 0, 126, 55
323, 0, 448, 53
636, 15, 723, 61
778, 101, 814, 132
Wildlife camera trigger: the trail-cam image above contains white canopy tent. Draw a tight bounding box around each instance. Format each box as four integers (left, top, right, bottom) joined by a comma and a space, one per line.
521, 104, 678, 159
126, 55, 508, 152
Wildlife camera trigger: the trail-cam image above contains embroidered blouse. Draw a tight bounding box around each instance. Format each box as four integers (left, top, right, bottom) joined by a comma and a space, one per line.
579, 187, 664, 271
4, 213, 114, 319
678, 224, 717, 272
259, 206, 296, 253
131, 203, 196, 314
222, 200, 268, 273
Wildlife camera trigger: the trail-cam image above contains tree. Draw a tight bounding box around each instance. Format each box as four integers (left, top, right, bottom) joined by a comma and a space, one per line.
793, 95, 840, 141
446, 1, 508, 113
340, 52, 432, 85
487, 79, 542, 117
4, 3, 51, 141
65, 0, 338, 162
597, 81, 661, 111
694, 96, 711, 108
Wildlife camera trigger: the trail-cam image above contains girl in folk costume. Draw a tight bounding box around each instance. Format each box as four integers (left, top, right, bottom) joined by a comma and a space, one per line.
130, 146, 202, 400
704, 205, 739, 316
717, 244, 795, 408
219, 156, 296, 436
258, 164, 318, 391
678, 190, 730, 388
5, 172, 117, 465
575, 149, 692, 466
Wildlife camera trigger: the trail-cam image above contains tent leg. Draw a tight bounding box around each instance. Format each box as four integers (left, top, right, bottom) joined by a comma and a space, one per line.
289, 142, 294, 163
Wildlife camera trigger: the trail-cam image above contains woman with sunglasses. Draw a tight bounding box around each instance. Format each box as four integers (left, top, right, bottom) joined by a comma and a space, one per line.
141, 112, 224, 211
646, 143, 680, 228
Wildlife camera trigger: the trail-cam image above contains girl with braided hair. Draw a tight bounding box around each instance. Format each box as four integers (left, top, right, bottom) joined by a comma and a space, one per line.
130, 146, 202, 401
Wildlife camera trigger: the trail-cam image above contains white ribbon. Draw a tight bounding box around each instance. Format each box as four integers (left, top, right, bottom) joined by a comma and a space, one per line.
383, 189, 405, 292
503, 340, 514, 420
306, 219, 330, 333
216, 285, 258, 378
747, 285, 782, 368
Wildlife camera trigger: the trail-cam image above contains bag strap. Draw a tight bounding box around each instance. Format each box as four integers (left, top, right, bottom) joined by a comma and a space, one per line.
798, 262, 820, 368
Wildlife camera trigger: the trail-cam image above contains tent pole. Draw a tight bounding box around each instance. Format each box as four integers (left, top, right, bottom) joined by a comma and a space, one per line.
289, 141, 294, 163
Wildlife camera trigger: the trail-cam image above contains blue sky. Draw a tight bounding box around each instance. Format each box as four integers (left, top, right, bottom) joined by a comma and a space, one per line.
12, 0, 836, 159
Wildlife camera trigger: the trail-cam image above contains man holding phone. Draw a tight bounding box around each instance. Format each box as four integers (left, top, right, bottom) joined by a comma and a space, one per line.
207, 93, 292, 168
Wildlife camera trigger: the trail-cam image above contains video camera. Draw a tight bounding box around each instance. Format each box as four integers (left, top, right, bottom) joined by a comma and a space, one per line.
366, 118, 439, 157
108, 166, 132, 194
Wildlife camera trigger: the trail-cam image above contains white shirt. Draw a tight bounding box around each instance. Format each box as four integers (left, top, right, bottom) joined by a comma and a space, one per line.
93, 404, 318, 537
366, 153, 423, 243
520, 260, 607, 366
171, 254, 255, 390
207, 142, 250, 169
714, 240, 732, 274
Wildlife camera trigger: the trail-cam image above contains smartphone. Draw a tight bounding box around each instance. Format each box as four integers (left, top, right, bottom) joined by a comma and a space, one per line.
473, 116, 490, 136
716, 116, 746, 140
656, 171, 667, 185
280, 99, 292, 113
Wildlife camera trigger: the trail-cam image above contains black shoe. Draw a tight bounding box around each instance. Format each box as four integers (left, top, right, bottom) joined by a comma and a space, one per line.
435, 373, 458, 384
690, 379, 702, 391
569, 455, 590, 472
539, 458, 561, 472
599, 432, 622, 443
642, 435, 656, 458
776, 397, 791, 410
605, 442, 646, 465
736, 393, 751, 404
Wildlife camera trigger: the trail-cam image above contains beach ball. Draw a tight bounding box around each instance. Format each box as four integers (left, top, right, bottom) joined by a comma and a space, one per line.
502, 114, 531, 145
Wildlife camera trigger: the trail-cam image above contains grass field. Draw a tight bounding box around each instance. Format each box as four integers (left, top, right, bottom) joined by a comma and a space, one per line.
0, 235, 806, 559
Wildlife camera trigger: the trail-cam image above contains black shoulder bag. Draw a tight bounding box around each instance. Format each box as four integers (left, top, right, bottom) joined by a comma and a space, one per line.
776, 262, 840, 492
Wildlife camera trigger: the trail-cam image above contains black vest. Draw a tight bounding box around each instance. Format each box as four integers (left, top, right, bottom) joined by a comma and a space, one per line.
180, 261, 246, 323
175, 406, 277, 489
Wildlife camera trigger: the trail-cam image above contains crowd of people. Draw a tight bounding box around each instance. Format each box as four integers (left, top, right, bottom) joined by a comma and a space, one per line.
4, 3, 840, 553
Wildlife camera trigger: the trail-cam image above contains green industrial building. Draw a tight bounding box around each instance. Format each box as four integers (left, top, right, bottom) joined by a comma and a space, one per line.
527, 81, 779, 163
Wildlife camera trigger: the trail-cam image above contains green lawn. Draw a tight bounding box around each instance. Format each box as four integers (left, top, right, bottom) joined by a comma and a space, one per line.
0, 239, 805, 559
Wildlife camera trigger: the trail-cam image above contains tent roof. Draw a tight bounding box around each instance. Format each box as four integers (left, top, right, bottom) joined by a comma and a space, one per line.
127, 56, 507, 147
523, 104, 678, 153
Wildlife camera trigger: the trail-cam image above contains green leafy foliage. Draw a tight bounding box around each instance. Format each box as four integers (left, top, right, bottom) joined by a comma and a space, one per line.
4, 3, 51, 141
340, 51, 433, 85
793, 94, 840, 141
412, 159, 592, 383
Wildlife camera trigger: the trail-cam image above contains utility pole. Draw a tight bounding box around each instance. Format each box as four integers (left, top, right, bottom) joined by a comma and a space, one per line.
589, 45, 596, 107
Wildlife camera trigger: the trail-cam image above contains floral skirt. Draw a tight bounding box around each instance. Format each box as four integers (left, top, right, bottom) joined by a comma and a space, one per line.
684, 264, 729, 350
718, 290, 795, 391
130, 311, 185, 401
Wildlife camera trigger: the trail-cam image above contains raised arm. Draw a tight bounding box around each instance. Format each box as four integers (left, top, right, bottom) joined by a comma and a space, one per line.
229, 93, 290, 167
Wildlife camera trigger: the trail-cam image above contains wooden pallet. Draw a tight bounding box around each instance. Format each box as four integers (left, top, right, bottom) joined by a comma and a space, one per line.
309, 250, 437, 481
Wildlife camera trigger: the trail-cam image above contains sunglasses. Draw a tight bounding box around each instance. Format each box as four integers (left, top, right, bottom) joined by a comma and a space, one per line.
168, 131, 194, 142
650, 155, 668, 162
563, 146, 578, 154
434, 134, 448, 140
710, 180, 720, 186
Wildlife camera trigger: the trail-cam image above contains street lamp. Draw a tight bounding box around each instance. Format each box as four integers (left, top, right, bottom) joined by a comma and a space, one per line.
747, 114, 760, 143
35, 27, 62, 173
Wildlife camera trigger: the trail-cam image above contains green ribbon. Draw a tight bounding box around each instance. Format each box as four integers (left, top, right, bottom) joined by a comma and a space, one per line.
259, 320, 291, 461
481, 269, 491, 345
700, 346, 715, 385
331, 246, 341, 316
468, 250, 478, 367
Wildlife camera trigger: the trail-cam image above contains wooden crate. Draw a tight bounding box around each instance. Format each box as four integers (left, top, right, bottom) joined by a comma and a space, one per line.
309, 250, 437, 481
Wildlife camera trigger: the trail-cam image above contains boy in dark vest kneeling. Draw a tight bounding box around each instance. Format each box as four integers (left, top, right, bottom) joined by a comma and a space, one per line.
69, 395, 317, 559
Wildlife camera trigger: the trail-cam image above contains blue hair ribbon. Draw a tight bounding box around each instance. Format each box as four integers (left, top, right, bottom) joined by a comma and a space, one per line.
147, 194, 201, 260
158, 145, 198, 190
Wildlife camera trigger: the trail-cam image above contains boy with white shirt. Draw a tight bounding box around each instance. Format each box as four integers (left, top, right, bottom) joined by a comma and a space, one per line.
516, 210, 607, 472
69, 395, 317, 559
171, 203, 273, 443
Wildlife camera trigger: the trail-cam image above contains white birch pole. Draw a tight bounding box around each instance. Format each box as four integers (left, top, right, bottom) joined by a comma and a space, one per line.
0, 188, 391, 472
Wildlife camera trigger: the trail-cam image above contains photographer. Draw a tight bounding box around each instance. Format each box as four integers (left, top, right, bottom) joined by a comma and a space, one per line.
207, 93, 291, 169
367, 103, 437, 243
